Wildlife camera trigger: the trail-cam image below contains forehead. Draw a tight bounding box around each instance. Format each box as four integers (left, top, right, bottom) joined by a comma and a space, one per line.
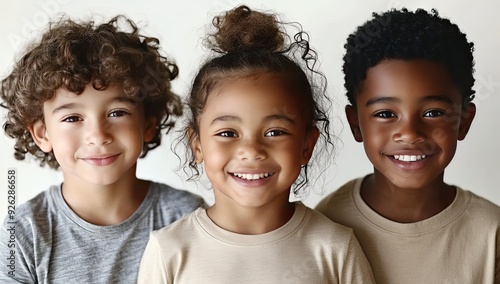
203, 72, 303, 119
358, 59, 461, 104
46, 84, 130, 106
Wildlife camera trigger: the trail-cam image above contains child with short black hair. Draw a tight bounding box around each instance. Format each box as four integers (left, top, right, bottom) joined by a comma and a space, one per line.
138, 5, 374, 283
0, 15, 203, 283
316, 8, 500, 283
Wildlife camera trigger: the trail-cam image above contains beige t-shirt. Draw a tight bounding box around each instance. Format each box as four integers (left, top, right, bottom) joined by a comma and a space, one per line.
137, 202, 374, 283
315, 177, 500, 284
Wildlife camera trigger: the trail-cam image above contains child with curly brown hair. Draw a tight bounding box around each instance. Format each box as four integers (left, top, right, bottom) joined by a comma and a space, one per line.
137, 5, 374, 283
0, 15, 204, 283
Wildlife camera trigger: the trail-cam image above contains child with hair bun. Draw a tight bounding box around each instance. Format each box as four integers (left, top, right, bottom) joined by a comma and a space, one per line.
138, 5, 374, 283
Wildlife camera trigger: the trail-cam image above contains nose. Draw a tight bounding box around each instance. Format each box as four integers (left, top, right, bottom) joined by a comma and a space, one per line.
393, 117, 426, 144
237, 137, 267, 161
85, 119, 113, 146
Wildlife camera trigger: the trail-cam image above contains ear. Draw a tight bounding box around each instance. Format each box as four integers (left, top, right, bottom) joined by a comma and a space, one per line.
143, 117, 157, 143
28, 120, 53, 152
300, 126, 320, 165
345, 105, 363, 142
458, 102, 476, 141
187, 127, 203, 163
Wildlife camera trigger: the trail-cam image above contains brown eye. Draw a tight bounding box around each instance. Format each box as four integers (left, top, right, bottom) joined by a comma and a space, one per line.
62, 116, 82, 122
374, 111, 396, 118
424, 110, 445, 117
265, 130, 286, 137
109, 110, 130, 117
218, 131, 238, 138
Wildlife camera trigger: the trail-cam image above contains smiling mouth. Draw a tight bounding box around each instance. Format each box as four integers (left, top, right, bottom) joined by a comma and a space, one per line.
230, 172, 275, 181
84, 154, 120, 160
81, 154, 120, 166
392, 154, 427, 162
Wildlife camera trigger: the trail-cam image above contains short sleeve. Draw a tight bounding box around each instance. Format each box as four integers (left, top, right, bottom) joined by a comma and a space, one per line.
0, 214, 36, 283
340, 233, 375, 283
137, 231, 169, 284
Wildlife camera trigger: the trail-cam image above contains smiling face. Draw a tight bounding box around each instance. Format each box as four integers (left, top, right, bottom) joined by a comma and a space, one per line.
346, 59, 475, 190
29, 84, 156, 187
191, 72, 318, 210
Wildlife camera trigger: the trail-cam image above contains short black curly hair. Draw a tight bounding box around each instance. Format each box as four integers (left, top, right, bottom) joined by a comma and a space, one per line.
343, 8, 475, 107
1, 15, 182, 169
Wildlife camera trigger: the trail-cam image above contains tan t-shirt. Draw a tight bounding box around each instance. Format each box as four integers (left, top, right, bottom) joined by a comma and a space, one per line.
315, 177, 500, 284
138, 202, 375, 283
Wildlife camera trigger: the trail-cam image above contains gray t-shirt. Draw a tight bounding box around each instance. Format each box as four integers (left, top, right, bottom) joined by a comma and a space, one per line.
0, 181, 204, 284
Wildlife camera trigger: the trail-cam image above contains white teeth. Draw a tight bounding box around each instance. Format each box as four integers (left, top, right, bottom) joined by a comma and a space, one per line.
393, 155, 426, 162
233, 172, 273, 180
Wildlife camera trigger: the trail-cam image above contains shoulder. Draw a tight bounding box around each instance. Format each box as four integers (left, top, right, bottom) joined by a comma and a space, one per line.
9, 187, 58, 228
150, 181, 205, 210
301, 204, 355, 241
298, 205, 364, 257
460, 188, 500, 224
314, 177, 361, 215
2, 186, 58, 244
152, 209, 200, 245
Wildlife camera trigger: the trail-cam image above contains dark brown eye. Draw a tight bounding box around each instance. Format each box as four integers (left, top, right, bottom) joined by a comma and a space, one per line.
374, 111, 396, 118
265, 130, 286, 137
62, 116, 82, 122
218, 131, 238, 138
109, 110, 130, 117
424, 110, 445, 117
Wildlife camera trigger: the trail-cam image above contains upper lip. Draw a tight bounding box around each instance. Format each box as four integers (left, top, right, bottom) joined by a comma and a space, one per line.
81, 153, 120, 160
391, 154, 427, 162
384, 149, 434, 162
229, 170, 275, 175
230, 171, 275, 180
385, 149, 432, 156
229, 168, 275, 175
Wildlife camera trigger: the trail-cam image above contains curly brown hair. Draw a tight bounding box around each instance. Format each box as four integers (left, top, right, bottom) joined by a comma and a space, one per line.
179, 5, 333, 195
1, 15, 183, 169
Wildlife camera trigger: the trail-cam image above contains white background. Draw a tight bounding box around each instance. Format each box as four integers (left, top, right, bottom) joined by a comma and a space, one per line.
1, 0, 499, 221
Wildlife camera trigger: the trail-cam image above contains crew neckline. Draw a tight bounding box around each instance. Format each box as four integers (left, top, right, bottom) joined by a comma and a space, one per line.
194, 202, 309, 246
351, 176, 471, 235
49, 181, 157, 234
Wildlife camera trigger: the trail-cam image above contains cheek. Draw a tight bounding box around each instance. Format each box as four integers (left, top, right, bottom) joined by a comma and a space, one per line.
276, 142, 305, 165
114, 119, 148, 142
430, 127, 458, 151
359, 116, 380, 137
50, 139, 75, 164
203, 142, 231, 167
361, 125, 386, 149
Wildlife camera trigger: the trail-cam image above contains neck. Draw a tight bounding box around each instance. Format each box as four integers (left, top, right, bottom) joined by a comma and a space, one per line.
61, 165, 149, 225
361, 172, 456, 223
207, 192, 295, 235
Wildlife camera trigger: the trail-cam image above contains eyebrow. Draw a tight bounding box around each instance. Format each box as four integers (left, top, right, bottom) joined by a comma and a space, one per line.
365, 96, 399, 107
210, 115, 241, 125
51, 96, 136, 115
421, 95, 454, 105
365, 95, 455, 107
114, 96, 138, 105
210, 114, 296, 126
263, 114, 296, 124
51, 103, 81, 115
